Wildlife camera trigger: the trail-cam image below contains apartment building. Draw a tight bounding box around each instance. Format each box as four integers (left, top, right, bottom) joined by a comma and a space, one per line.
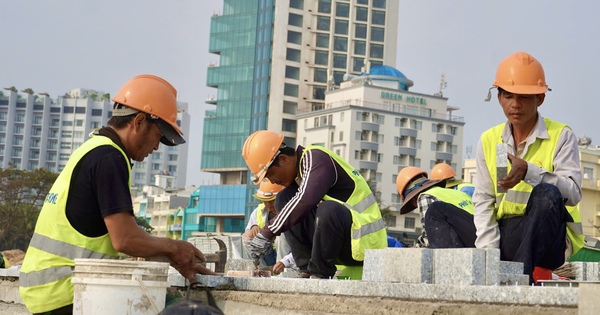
0, 88, 190, 194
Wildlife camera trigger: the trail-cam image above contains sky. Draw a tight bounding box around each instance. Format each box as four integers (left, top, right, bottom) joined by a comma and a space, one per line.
1, 1, 599, 186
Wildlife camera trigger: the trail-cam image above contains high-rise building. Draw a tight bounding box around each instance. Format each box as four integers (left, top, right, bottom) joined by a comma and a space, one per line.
201, 0, 400, 223
297, 65, 465, 243
0, 88, 190, 194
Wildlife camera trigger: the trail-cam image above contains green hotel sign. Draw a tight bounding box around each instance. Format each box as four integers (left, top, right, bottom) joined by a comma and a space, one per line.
380, 91, 427, 105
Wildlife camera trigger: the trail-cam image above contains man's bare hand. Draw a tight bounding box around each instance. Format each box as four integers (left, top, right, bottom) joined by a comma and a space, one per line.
272, 261, 285, 275
168, 240, 217, 282
498, 153, 527, 190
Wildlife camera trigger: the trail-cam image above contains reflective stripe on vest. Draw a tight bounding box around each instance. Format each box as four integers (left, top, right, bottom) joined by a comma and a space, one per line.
301, 145, 387, 261
422, 186, 474, 215
19, 266, 72, 288
481, 118, 584, 255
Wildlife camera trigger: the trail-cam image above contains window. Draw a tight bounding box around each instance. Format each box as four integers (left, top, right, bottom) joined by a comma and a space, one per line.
284, 84, 299, 97
152, 152, 162, 160
288, 13, 303, 27
283, 101, 297, 114
357, 0, 368, 5
168, 165, 177, 173
334, 20, 348, 35
404, 217, 415, 229
315, 50, 328, 65
60, 142, 71, 149
285, 66, 300, 79
314, 68, 328, 83
287, 31, 302, 44
373, 0, 386, 8
372, 10, 385, 25
14, 125, 24, 134
63, 107, 74, 113
33, 116, 42, 124
356, 7, 368, 21
168, 154, 178, 161
339, 131, 344, 141
62, 121, 73, 126
318, 0, 331, 13
583, 167, 594, 180
290, 0, 303, 9
334, 36, 348, 51
152, 163, 161, 170
336, 2, 349, 17
316, 34, 329, 48
313, 87, 326, 100
353, 57, 364, 72
371, 27, 384, 42
282, 119, 297, 132
75, 119, 83, 126
333, 71, 345, 84
59, 153, 70, 161
354, 40, 366, 55
92, 109, 103, 116
317, 16, 330, 31
75, 107, 86, 114
286, 48, 301, 62
90, 121, 101, 129
355, 24, 367, 39
370, 44, 384, 58
333, 54, 347, 68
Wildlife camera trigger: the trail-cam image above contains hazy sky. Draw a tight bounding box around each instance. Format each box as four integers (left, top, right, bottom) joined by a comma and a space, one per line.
2, 1, 599, 186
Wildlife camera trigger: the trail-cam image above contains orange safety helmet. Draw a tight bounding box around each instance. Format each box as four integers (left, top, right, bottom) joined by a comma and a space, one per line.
242, 130, 284, 184
493, 52, 549, 95
431, 163, 462, 188
111, 74, 185, 146
253, 179, 285, 202
396, 167, 427, 201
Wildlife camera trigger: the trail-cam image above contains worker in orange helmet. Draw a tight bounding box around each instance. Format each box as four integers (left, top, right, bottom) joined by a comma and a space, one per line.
476, 52, 584, 284
242, 130, 387, 279
242, 179, 295, 273
19, 75, 215, 314
396, 166, 476, 248
430, 162, 475, 197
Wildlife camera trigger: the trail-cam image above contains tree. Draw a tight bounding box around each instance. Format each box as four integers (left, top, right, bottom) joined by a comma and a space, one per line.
0, 167, 58, 250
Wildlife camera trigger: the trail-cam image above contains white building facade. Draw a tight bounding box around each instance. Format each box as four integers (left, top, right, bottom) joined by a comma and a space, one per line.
0, 88, 190, 194
297, 66, 465, 243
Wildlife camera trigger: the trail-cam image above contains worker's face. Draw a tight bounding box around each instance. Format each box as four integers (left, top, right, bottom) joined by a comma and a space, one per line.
498, 91, 544, 130
263, 200, 276, 215
130, 114, 162, 162
265, 154, 297, 187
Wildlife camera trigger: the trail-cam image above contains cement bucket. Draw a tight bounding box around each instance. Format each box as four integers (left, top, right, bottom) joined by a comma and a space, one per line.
72, 259, 170, 315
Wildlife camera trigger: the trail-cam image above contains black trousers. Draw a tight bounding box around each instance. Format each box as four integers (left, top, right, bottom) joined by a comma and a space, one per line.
498, 183, 569, 281
275, 185, 361, 278
424, 201, 477, 248
425, 183, 570, 283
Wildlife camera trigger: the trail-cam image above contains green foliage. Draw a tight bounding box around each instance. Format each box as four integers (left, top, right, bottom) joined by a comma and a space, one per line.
135, 216, 154, 234
0, 167, 58, 250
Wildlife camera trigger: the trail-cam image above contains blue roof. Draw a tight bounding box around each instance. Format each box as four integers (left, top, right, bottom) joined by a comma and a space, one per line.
367, 65, 408, 79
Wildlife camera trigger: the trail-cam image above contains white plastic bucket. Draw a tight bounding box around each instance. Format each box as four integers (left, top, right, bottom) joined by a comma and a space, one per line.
72, 259, 170, 315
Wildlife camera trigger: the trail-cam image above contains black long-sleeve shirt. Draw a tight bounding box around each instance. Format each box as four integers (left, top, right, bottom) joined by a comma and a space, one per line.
261, 145, 356, 239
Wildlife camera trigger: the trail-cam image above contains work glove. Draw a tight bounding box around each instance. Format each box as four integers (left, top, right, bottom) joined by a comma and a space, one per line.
249, 232, 272, 263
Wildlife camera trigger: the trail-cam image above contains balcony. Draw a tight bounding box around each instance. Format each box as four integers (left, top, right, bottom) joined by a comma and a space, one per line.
436, 133, 454, 143
399, 147, 417, 156
359, 160, 377, 170
360, 141, 379, 151
435, 152, 453, 161
399, 128, 417, 138
361, 122, 379, 132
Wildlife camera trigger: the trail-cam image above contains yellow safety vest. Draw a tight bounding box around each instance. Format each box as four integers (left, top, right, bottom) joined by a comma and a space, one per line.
300, 146, 387, 261
422, 186, 474, 215
19, 135, 125, 313
256, 204, 267, 229
481, 118, 584, 256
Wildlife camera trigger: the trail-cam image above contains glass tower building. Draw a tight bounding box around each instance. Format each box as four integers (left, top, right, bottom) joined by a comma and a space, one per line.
199, 0, 399, 224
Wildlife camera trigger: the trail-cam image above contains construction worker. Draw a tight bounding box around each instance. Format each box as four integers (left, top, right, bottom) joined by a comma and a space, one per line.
242, 130, 387, 279
242, 178, 295, 271
430, 162, 475, 197
475, 52, 584, 284
396, 166, 476, 248
19, 75, 215, 314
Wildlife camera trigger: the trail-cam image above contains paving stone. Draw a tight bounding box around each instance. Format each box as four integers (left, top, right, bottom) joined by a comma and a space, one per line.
499, 261, 524, 275
225, 258, 255, 272
485, 249, 500, 285
433, 248, 486, 285
578, 282, 600, 315
362, 248, 432, 284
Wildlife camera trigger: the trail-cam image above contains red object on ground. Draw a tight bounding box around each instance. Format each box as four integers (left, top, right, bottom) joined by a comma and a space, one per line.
533, 266, 552, 284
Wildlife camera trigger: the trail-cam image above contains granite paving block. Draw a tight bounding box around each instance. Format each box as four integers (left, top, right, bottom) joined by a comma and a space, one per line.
499, 261, 524, 275
578, 283, 600, 315
362, 248, 432, 284
225, 258, 256, 272
485, 249, 500, 285
433, 248, 486, 285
